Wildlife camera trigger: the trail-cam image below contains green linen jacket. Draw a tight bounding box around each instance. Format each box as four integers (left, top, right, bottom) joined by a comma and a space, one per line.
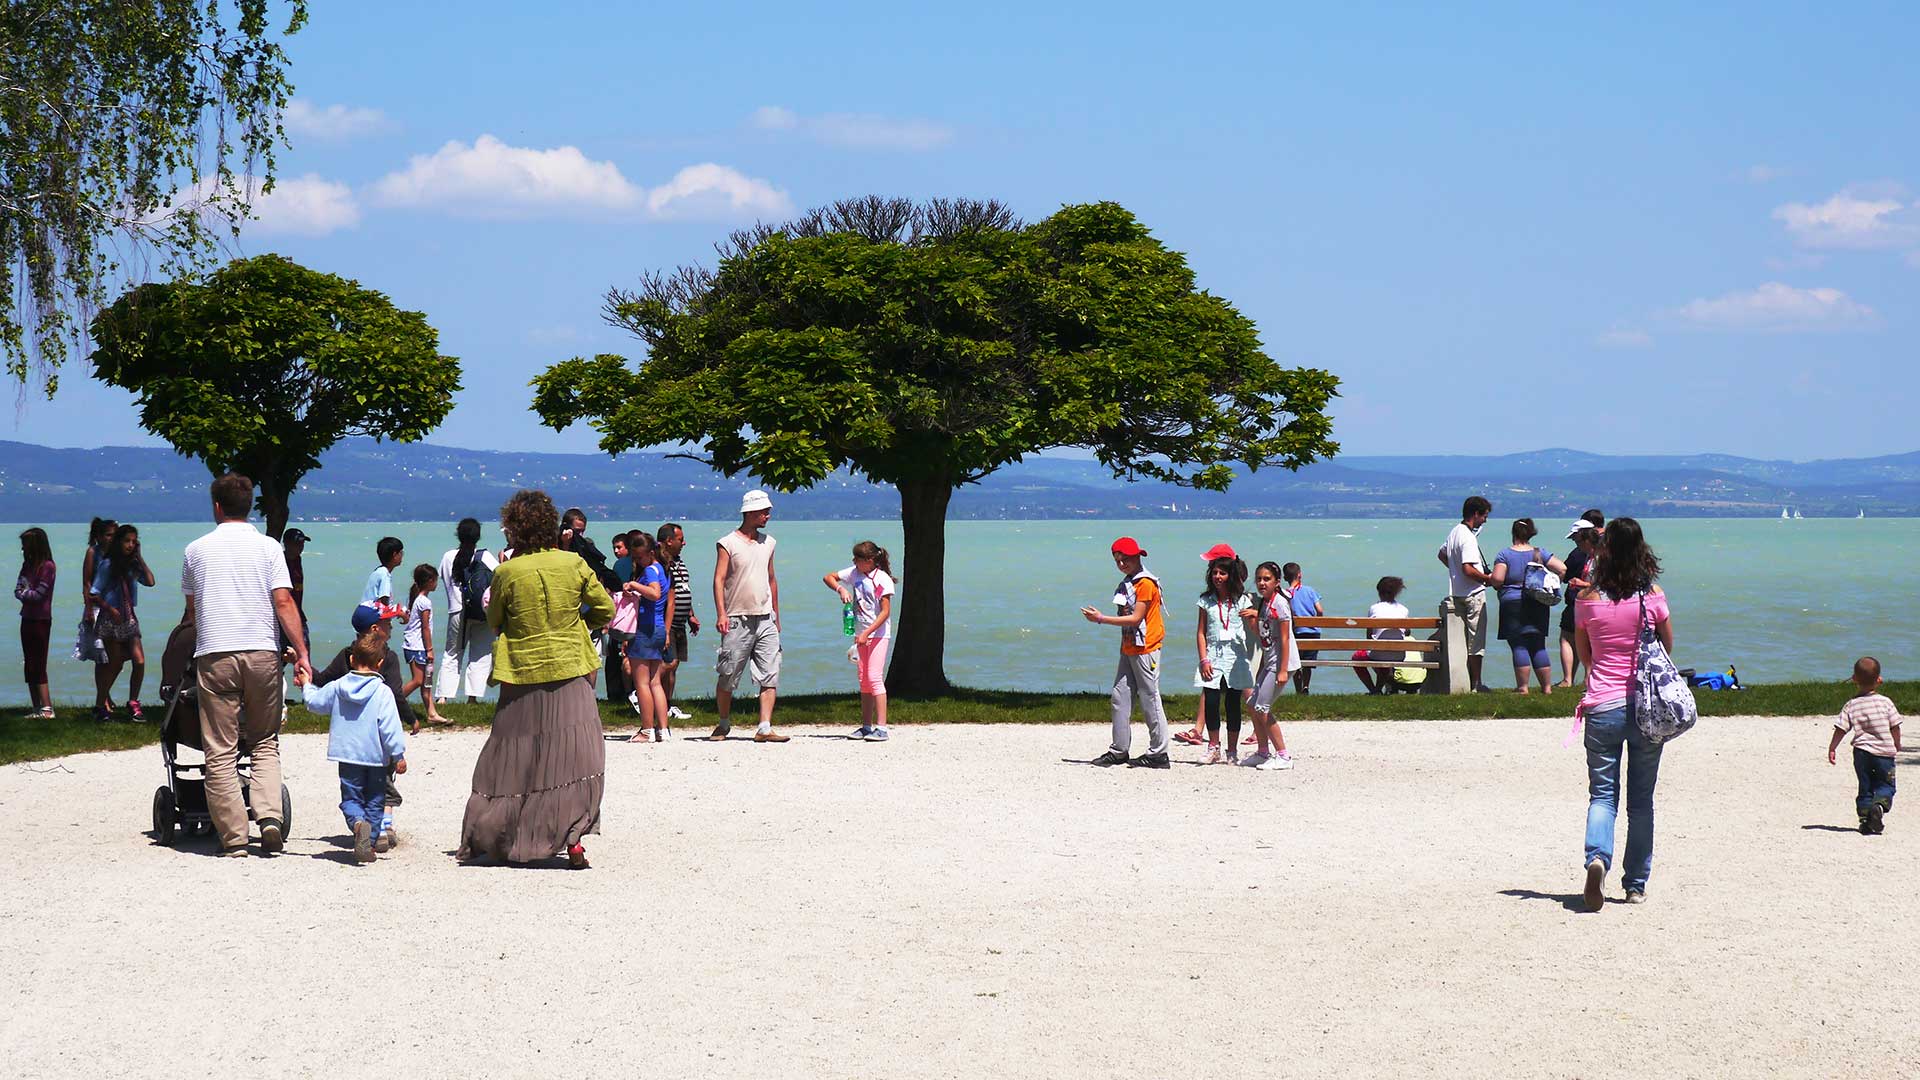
486, 548, 616, 686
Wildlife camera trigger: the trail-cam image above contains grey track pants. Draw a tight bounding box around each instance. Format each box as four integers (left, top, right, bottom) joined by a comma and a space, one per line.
1109, 650, 1169, 756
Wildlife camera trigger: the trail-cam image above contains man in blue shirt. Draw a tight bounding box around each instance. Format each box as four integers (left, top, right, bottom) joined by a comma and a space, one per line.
1285, 562, 1323, 694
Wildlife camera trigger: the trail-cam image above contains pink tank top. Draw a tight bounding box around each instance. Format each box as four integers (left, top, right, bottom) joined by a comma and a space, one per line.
1577, 590, 1670, 709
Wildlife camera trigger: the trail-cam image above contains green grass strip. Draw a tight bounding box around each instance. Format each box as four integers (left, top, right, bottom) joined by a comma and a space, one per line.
4, 680, 1908, 766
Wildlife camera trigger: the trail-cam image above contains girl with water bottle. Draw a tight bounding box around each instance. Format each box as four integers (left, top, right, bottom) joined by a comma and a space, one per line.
822, 541, 897, 741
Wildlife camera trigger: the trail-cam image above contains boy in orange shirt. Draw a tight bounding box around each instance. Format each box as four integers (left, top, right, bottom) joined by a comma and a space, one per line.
1081, 537, 1171, 768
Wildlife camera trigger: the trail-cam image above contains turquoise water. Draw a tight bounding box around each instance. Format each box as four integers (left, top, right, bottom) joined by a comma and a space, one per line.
6, 518, 1910, 706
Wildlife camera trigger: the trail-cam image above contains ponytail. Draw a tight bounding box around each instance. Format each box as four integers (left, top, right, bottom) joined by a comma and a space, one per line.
408, 563, 437, 607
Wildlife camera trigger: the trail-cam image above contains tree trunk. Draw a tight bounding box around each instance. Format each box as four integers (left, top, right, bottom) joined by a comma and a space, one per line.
886, 479, 953, 698
259, 473, 290, 540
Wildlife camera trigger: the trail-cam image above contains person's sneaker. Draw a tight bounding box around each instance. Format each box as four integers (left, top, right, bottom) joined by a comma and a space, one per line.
667, 706, 692, 721
1860, 815, 1874, 835
1583, 857, 1606, 912
1255, 754, 1291, 771
1624, 890, 1646, 905
1090, 749, 1129, 767
628, 691, 641, 714
754, 730, 791, 743
127, 699, 145, 722
865, 727, 890, 742
849, 725, 873, 740
1226, 752, 1240, 766
220, 845, 248, 858
1240, 751, 1269, 767
1202, 744, 1223, 765
375, 831, 393, 854
1867, 803, 1886, 835
92, 705, 114, 723
257, 821, 284, 854
1128, 751, 1171, 769
352, 821, 375, 864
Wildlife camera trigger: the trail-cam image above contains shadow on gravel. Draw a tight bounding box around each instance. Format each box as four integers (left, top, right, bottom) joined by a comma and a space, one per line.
440, 849, 577, 871
1800, 824, 1861, 833
1499, 888, 1606, 911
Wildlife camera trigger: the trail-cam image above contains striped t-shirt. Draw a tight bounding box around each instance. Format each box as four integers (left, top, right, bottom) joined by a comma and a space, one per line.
181, 521, 293, 657
1836, 694, 1902, 757
667, 557, 694, 630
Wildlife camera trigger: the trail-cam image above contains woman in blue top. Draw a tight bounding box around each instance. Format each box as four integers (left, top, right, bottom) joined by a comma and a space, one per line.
622, 532, 674, 743
89, 524, 156, 721
1489, 518, 1567, 695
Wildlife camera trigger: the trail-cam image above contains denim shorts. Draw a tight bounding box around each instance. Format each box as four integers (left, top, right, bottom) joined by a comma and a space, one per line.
625, 625, 667, 661
404, 648, 429, 667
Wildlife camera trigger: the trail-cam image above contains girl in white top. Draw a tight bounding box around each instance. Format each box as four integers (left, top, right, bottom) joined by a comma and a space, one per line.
822, 540, 896, 742
1247, 561, 1297, 770
400, 563, 446, 725
1353, 575, 1411, 695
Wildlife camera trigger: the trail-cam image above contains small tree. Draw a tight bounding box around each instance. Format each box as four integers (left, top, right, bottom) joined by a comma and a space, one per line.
90, 253, 460, 536
1, 1, 308, 390
532, 198, 1339, 695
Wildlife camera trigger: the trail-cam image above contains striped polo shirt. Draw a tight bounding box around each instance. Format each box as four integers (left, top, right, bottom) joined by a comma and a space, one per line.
1836, 693, 1902, 758
181, 521, 294, 657
668, 556, 694, 630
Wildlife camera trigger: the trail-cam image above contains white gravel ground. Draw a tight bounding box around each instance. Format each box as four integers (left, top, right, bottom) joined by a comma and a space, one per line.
2, 716, 1914, 1079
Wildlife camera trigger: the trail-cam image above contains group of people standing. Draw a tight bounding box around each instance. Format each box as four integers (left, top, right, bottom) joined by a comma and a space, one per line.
9, 517, 162, 722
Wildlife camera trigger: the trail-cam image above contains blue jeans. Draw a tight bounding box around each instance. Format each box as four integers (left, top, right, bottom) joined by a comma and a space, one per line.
1584, 703, 1664, 891
1854, 748, 1896, 817
339, 763, 388, 831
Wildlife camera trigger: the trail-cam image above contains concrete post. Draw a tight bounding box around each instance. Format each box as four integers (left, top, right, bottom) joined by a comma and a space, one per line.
1438, 599, 1469, 695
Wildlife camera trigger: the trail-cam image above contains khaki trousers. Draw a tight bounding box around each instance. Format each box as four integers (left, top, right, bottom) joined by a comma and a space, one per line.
196, 650, 285, 850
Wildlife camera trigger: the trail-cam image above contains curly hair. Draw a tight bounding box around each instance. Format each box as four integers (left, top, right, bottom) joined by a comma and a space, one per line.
500, 489, 559, 554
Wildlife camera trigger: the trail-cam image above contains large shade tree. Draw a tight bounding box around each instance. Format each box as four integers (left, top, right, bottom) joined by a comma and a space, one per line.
532, 197, 1339, 695
90, 253, 460, 537
1, 0, 307, 390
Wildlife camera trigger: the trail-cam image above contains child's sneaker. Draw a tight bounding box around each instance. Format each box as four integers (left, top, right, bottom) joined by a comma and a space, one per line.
849, 725, 873, 740
1240, 751, 1268, 767
1202, 744, 1223, 765
375, 831, 393, 854
127, 699, 145, 722
865, 726, 890, 742
1255, 753, 1292, 771
1867, 803, 1886, 835
352, 821, 375, 864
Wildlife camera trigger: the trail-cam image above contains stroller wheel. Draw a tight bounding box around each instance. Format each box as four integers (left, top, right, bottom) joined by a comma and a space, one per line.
151, 787, 177, 845
280, 784, 293, 838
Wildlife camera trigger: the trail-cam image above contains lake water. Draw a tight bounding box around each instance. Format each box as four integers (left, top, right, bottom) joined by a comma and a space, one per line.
6, 517, 1909, 706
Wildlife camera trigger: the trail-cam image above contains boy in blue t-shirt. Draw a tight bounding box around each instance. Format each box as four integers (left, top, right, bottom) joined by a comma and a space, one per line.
1285, 562, 1323, 694
297, 633, 407, 864
362, 536, 404, 605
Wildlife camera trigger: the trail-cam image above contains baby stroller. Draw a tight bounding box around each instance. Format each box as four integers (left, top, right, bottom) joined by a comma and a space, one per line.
151, 618, 292, 845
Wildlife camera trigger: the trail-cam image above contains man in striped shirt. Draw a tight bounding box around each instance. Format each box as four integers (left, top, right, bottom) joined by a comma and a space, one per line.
658, 523, 700, 721
180, 473, 313, 857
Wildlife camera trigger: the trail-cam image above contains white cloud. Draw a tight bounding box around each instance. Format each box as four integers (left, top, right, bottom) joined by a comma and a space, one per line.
147, 172, 360, 236
645, 163, 791, 220
283, 99, 396, 140
1675, 282, 1876, 332
1772, 188, 1920, 250
750, 105, 954, 151
370, 135, 644, 215
367, 135, 789, 222
1594, 328, 1652, 348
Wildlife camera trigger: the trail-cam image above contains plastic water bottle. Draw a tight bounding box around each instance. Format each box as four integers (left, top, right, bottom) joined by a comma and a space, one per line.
843, 603, 856, 636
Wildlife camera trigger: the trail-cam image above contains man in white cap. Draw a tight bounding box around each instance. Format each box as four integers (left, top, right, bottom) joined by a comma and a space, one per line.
711, 489, 786, 742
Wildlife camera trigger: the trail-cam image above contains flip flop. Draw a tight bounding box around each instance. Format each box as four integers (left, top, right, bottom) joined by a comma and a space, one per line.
1172, 730, 1203, 746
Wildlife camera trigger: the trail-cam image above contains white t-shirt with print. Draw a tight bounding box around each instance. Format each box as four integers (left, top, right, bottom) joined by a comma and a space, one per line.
1442, 522, 1487, 597
404, 593, 432, 652
1367, 600, 1411, 641
836, 566, 896, 640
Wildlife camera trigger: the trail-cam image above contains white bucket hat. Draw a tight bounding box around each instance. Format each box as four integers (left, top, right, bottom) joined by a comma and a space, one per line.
740, 489, 773, 513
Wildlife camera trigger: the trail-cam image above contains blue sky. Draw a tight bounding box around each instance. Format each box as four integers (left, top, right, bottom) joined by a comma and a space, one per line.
14, 2, 1919, 460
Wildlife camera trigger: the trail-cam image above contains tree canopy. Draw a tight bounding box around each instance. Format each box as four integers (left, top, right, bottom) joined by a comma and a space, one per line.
532, 197, 1339, 694
90, 253, 460, 537
1, 0, 307, 391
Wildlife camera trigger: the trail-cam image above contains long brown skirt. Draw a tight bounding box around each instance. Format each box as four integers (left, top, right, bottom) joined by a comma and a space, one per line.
458, 675, 605, 863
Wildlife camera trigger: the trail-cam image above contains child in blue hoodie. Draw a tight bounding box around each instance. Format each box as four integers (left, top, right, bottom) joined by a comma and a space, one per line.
298, 633, 408, 864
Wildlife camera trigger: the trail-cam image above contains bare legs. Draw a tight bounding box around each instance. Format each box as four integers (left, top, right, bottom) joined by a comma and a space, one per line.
628, 658, 665, 741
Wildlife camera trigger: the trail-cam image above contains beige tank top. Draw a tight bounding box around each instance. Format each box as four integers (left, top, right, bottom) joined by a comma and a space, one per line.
718, 530, 775, 617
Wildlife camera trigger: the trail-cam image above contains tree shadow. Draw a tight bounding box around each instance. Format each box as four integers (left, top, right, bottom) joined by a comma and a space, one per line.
1498, 888, 1605, 912
1800, 824, 1861, 833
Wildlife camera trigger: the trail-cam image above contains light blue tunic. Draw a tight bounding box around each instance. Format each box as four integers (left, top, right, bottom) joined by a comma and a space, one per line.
1193, 592, 1256, 689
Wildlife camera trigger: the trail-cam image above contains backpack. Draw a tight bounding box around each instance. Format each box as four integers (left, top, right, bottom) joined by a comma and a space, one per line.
457, 549, 493, 622
1522, 553, 1563, 607
1632, 592, 1697, 744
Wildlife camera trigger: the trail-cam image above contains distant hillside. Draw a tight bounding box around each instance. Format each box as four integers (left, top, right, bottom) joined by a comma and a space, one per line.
0, 439, 1911, 521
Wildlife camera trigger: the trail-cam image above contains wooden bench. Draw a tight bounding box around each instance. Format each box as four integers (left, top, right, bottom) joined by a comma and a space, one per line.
1292, 616, 1442, 671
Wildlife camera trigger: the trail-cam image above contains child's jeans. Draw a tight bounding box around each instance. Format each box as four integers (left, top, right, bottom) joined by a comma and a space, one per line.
1854, 748, 1896, 817
1584, 702, 1664, 892
339, 763, 388, 832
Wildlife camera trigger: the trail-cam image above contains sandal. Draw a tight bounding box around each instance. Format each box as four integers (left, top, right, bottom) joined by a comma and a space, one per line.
1172, 730, 1203, 746
628, 729, 652, 743
93, 705, 115, 723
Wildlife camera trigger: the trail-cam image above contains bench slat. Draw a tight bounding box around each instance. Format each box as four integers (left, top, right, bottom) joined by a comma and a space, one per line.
1295, 617, 1440, 630
1297, 639, 1439, 653
1297, 659, 1440, 669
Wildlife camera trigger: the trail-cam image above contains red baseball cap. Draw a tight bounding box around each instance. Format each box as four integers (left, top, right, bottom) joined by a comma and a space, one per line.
1110, 536, 1147, 557
1201, 543, 1237, 561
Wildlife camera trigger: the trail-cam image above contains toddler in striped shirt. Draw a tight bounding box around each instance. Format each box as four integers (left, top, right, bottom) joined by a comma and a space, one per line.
1827, 656, 1902, 835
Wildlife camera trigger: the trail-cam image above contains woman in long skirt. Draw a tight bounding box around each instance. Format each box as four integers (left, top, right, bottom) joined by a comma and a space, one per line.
458, 489, 616, 867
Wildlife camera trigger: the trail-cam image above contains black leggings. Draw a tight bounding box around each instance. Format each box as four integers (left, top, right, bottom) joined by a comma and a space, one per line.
1202, 686, 1242, 747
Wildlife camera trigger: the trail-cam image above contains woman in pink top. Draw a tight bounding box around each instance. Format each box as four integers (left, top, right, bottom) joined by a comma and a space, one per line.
1573, 517, 1673, 912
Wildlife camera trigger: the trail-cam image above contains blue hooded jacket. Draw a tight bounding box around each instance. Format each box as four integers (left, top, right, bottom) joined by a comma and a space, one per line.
303, 671, 407, 768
